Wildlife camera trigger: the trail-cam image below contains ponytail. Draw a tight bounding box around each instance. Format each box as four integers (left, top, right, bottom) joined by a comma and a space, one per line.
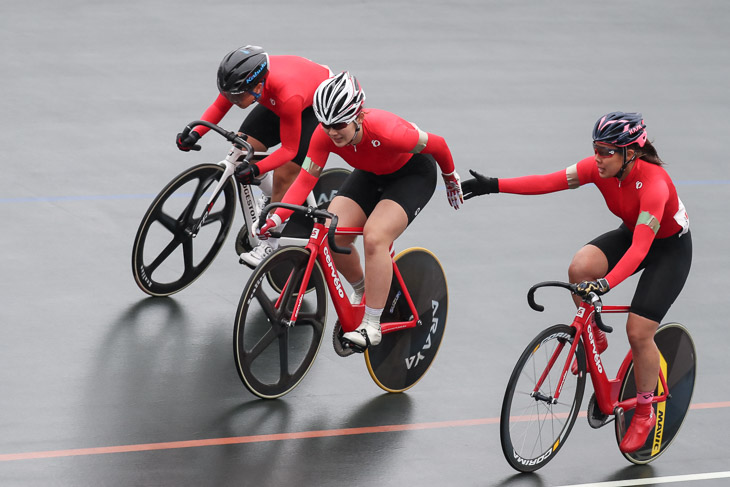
631, 139, 663, 166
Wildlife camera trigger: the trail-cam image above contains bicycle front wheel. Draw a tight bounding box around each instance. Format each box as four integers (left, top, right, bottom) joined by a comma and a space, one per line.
233, 247, 328, 399
616, 322, 696, 464
365, 248, 448, 393
132, 163, 236, 296
500, 324, 586, 473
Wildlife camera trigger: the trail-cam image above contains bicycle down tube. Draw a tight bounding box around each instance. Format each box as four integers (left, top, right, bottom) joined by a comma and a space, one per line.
274, 212, 422, 335
531, 293, 671, 416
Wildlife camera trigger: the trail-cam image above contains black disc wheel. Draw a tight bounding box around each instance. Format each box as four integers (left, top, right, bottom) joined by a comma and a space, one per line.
132, 163, 236, 296
616, 323, 696, 464
500, 324, 586, 473
233, 247, 327, 399
365, 248, 448, 393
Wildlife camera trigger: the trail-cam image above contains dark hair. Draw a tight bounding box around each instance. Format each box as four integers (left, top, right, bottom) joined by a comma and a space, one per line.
630, 139, 663, 166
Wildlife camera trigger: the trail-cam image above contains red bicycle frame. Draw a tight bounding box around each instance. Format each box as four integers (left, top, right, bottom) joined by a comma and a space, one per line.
533, 302, 670, 416
279, 220, 423, 334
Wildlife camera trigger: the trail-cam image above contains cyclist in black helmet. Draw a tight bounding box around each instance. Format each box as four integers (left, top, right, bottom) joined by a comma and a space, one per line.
176, 45, 333, 267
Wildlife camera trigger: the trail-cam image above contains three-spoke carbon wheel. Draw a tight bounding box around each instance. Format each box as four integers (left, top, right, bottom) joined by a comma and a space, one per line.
132, 163, 236, 296
616, 322, 696, 464
233, 247, 327, 399
500, 324, 586, 472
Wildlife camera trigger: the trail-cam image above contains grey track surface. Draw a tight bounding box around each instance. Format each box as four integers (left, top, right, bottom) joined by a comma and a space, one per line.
2, 1, 730, 486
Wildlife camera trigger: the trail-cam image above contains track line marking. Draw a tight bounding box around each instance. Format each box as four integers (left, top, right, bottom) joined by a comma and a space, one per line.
0, 401, 726, 462
556, 470, 730, 486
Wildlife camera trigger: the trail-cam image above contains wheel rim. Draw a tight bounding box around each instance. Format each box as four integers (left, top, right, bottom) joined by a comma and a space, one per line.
132, 164, 235, 296
501, 325, 585, 472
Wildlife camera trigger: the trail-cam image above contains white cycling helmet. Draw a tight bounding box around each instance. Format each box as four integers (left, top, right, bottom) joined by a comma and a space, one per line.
312, 71, 366, 125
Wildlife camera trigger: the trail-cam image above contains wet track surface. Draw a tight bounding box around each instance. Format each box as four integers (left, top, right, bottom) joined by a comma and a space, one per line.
2, 1, 730, 485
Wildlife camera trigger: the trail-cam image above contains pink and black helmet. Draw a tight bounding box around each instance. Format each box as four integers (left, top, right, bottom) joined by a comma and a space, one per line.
592, 112, 647, 148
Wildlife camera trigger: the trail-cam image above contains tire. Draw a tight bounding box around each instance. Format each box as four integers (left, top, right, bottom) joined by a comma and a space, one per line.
365, 248, 448, 393
616, 322, 696, 464
132, 163, 236, 296
500, 325, 586, 473
233, 247, 328, 399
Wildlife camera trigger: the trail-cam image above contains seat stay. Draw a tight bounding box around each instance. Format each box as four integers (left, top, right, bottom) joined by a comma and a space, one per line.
381, 256, 421, 334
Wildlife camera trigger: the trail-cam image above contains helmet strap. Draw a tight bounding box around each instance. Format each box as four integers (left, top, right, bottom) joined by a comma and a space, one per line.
616, 147, 636, 180
347, 121, 361, 147
251, 79, 265, 101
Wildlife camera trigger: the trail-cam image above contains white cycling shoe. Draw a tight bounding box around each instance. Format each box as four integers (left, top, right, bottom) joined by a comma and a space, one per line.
342, 321, 381, 348
239, 239, 275, 268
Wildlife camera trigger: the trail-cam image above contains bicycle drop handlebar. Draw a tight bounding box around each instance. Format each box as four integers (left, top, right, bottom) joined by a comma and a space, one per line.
260, 202, 352, 255
527, 281, 613, 333
181, 120, 255, 159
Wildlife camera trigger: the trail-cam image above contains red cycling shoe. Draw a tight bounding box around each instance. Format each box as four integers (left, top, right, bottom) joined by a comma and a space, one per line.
572, 320, 608, 374
619, 408, 657, 453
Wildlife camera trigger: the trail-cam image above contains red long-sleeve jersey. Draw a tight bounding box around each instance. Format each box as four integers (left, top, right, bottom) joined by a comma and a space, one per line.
274, 108, 455, 223
498, 157, 689, 288
191, 55, 331, 173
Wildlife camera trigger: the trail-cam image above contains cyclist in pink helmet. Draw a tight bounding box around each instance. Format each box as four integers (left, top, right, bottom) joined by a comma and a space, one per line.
463, 112, 692, 454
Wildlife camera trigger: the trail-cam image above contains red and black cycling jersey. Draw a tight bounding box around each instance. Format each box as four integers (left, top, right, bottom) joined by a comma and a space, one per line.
498, 156, 689, 288
191, 55, 331, 173
274, 108, 455, 222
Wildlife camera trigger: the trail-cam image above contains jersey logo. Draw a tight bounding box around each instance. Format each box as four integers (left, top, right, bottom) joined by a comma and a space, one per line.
270, 99, 276, 106
371, 139, 381, 148
636, 181, 643, 190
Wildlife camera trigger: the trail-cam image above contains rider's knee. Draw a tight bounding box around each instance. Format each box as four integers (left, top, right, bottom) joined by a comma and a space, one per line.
568, 245, 608, 282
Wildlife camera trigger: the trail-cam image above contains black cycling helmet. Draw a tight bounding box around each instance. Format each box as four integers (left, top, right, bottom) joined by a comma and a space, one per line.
592, 111, 647, 148
217, 45, 269, 102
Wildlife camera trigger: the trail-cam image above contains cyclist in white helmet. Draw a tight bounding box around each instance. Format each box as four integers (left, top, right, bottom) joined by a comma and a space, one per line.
259, 71, 462, 349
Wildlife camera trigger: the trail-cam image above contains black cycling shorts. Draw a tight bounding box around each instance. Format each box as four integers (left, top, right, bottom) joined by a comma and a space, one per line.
588, 224, 692, 322
336, 153, 437, 224
239, 104, 319, 166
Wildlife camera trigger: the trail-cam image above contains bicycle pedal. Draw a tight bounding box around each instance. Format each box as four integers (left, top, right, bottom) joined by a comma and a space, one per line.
340, 336, 367, 354
238, 257, 255, 269
333, 322, 357, 357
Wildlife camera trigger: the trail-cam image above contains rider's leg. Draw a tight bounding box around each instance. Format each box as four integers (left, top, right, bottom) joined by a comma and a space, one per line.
567, 245, 609, 373
568, 244, 609, 307
326, 195, 367, 280
619, 313, 660, 453
272, 161, 301, 203
342, 200, 408, 347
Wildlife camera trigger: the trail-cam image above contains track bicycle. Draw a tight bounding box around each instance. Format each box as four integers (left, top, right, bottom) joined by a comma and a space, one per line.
131, 120, 350, 297
232, 203, 449, 399
500, 281, 696, 472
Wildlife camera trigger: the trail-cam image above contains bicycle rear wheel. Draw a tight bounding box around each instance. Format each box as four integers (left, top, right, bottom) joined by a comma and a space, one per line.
233, 247, 328, 399
500, 324, 586, 473
365, 248, 448, 393
616, 322, 696, 464
132, 163, 236, 296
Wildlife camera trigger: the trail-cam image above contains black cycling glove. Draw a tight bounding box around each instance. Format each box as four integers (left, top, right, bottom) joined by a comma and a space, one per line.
176, 131, 201, 152
235, 163, 260, 185
575, 278, 610, 297
461, 169, 499, 199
